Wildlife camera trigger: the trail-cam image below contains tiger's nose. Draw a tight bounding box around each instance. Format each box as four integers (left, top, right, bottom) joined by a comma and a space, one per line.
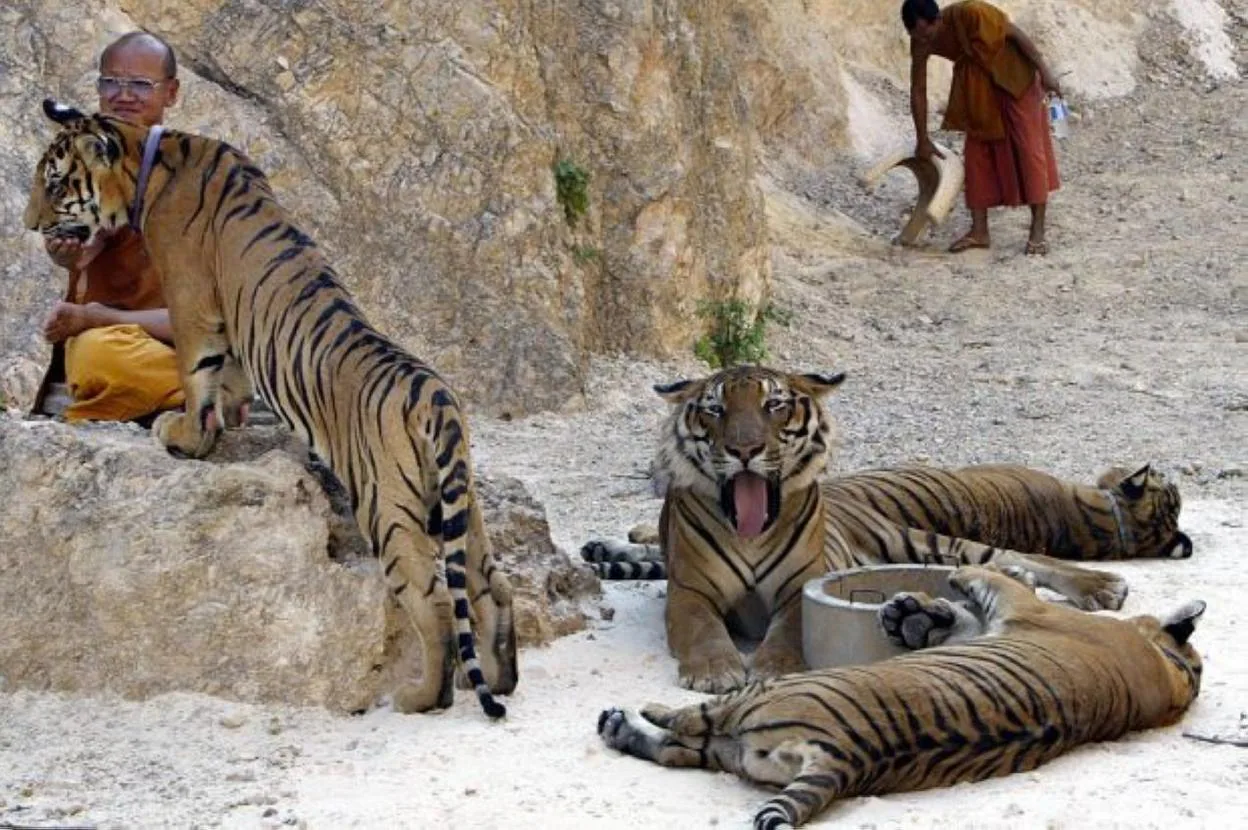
726, 442, 763, 462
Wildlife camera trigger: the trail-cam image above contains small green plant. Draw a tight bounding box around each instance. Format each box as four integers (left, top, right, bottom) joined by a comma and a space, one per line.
554, 158, 590, 227
693, 298, 793, 369
571, 244, 601, 264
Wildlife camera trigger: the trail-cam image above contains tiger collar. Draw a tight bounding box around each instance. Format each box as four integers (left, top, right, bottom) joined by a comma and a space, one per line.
128, 124, 164, 227
1102, 488, 1131, 557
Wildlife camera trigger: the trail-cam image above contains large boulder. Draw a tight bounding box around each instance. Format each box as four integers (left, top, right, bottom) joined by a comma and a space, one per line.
0, 413, 597, 710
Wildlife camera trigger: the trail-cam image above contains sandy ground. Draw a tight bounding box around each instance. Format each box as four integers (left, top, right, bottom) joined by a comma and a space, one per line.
3, 73, 1247, 830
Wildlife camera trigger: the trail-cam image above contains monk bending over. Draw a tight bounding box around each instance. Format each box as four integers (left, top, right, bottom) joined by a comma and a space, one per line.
903, 0, 1062, 255
33, 31, 185, 423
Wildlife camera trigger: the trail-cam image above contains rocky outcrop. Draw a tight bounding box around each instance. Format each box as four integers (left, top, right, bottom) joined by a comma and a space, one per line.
0, 414, 597, 710
0, 0, 771, 417
2, 2, 1238, 416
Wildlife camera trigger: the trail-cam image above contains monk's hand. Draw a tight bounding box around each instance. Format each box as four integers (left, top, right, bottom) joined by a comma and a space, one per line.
1041, 68, 1062, 97
45, 233, 111, 270
45, 237, 83, 269
42, 301, 107, 344
915, 136, 945, 161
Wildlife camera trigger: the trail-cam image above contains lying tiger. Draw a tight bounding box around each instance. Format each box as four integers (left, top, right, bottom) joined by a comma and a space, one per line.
24, 100, 516, 718
581, 365, 1190, 693
598, 563, 1206, 829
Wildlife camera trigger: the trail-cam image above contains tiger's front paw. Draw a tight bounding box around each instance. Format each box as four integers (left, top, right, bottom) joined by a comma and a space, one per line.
152, 409, 221, 459
1070, 569, 1129, 612
678, 650, 747, 693
879, 591, 959, 650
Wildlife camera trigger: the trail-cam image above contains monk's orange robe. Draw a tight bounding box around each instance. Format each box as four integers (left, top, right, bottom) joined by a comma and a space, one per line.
33, 227, 184, 422
941, 1, 1060, 209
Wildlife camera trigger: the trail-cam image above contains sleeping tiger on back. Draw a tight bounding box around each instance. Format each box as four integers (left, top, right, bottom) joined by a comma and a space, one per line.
580, 365, 1190, 693
598, 563, 1206, 829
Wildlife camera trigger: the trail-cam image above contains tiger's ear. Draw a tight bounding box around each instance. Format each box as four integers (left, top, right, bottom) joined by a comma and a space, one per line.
43, 98, 87, 126
1161, 600, 1205, 646
73, 132, 121, 167
792, 371, 846, 398
1118, 464, 1152, 500
654, 378, 703, 404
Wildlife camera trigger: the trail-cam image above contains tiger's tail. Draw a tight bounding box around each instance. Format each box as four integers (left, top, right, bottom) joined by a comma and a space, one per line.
435, 401, 506, 720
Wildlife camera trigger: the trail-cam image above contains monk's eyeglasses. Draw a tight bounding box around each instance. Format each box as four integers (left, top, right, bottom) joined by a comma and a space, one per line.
97, 76, 171, 99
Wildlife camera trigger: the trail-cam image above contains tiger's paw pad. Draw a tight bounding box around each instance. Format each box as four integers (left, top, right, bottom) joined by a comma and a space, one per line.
879, 592, 958, 650
679, 653, 748, 693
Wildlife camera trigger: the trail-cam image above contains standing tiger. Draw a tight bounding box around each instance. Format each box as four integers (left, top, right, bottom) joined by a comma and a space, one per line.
25, 100, 516, 718
598, 564, 1206, 829
581, 365, 1189, 693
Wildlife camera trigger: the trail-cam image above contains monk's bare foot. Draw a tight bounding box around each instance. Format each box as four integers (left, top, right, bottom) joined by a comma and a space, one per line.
949, 233, 990, 253
1025, 238, 1049, 256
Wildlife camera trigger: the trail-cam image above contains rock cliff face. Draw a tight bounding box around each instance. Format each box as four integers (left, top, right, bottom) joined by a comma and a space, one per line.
0, 0, 771, 416
0, 414, 597, 710
1, 2, 1236, 414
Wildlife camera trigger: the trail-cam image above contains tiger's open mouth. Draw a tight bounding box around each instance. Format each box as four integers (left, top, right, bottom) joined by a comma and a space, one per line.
721, 471, 780, 539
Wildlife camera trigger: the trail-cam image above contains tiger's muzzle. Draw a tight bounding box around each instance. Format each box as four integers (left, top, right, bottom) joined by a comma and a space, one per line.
720, 471, 781, 539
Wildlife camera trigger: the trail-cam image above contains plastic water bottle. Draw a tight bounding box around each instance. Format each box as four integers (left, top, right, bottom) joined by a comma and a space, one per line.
1048, 95, 1071, 139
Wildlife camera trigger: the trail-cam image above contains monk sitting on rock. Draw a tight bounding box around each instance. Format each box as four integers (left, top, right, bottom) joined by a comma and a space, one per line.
902, 0, 1062, 255
32, 31, 185, 424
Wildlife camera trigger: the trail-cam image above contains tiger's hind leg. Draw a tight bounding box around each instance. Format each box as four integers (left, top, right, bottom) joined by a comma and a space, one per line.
598, 704, 744, 772
890, 526, 1128, 611
879, 565, 1037, 649
990, 549, 1126, 611
947, 564, 1049, 627
580, 537, 665, 579
383, 528, 457, 714
598, 707, 712, 768
605, 699, 849, 828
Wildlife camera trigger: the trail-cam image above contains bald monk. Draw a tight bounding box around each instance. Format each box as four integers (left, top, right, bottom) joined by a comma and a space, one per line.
902, 0, 1062, 255
33, 31, 185, 423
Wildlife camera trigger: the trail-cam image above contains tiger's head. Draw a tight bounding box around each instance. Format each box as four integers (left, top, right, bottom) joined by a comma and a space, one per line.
1128, 599, 1206, 723
24, 99, 140, 247
1096, 464, 1193, 559
653, 366, 846, 538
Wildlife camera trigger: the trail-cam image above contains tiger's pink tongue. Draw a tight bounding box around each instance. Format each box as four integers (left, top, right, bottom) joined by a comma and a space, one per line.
733, 473, 768, 538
